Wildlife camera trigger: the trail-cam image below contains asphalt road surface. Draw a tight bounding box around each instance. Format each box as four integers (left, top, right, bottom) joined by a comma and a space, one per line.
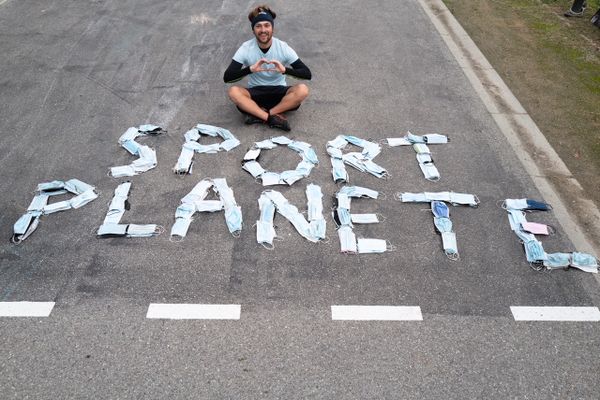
1, 0, 599, 398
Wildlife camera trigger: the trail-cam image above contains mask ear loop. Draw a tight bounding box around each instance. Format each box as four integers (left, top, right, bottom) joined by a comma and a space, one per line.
169, 234, 185, 243
11, 234, 24, 245
378, 192, 387, 201
260, 242, 275, 250
319, 236, 331, 244
446, 251, 460, 261
376, 213, 386, 223
393, 192, 403, 201
386, 241, 397, 252
498, 200, 508, 210
547, 225, 556, 235
154, 225, 166, 236
426, 175, 441, 182
529, 261, 544, 271
231, 230, 241, 238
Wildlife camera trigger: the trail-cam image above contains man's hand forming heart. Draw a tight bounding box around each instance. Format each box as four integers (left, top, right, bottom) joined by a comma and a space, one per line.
250, 58, 285, 74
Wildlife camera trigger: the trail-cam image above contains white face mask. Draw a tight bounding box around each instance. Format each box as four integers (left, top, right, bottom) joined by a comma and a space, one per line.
350, 214, 380, 224
338, 225, 357, 253
357, 238, 389, 254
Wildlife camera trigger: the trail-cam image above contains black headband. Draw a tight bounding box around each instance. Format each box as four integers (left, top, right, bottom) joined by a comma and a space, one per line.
251, 11, 274, 29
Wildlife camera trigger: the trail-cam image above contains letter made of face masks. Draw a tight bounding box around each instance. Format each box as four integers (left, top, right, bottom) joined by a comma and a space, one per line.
241, 136, 318, 186
386, 131, 449, 182
12, 179, 99, 244
97, 181, 162, 238
256, 184, 326, 249
503, 198, 598, 272
333, 185, 394, 254
173, 124, 240, 175
327, 135, 388, 183
170, 178, 242, 240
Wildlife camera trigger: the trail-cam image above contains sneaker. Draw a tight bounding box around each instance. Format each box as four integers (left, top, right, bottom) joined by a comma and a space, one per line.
244, 114, 264, 125
267, 113, 291, 132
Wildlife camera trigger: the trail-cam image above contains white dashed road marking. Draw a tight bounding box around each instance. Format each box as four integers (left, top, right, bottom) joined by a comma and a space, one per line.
146, 304, 241, 320
331, 306, 423, 321
0, 302, 55, 317
510, 306, 600, 321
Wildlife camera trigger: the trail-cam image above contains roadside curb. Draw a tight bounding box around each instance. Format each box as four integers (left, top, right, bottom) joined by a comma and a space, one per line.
419, 0, 600, 273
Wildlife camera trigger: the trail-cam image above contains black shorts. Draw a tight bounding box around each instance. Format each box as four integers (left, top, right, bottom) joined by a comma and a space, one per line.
247, 85, 298, 111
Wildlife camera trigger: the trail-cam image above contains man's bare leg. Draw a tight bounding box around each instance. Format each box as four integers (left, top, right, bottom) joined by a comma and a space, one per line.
269, 83, 309, 115
228, 86, 269, 121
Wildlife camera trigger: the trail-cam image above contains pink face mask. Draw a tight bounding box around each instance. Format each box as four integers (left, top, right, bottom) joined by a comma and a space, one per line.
521, 221, 550, 235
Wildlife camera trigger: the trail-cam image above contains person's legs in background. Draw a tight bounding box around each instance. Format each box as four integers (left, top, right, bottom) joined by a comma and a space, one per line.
564, 0, 587, 17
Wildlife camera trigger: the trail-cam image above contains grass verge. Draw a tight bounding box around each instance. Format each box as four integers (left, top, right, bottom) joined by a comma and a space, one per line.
443, 0, 600, 208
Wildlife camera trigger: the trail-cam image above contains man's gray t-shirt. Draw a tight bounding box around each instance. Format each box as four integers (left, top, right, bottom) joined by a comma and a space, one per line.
232, 37, 299, 87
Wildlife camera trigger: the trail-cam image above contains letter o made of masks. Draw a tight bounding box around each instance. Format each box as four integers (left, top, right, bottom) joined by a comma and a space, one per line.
241, 137, 319, 186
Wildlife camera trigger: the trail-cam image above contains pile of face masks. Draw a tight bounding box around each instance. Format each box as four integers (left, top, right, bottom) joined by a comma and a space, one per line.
387, 131, 449, 181
333, 186, 394, 254
241, 136, 318, 186
327, 135, 388, 183
396, 191, 479, 259
170, 178, 242, 239
110, 124, 165, 177
12, 179, 99, 243
256, 184, 326, 249
97, 181, 162, 238
503, 198, 598, 273
173, 124, 240, 174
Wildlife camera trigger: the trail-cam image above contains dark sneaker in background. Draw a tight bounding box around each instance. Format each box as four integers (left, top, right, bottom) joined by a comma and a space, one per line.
244, 114, 264, 125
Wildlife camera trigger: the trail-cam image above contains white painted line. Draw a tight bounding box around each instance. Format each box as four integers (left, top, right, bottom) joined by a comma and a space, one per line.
0, 302, 55, 317
146, 304, 241, 320
331, 306, 423, 321
511, 306, 600, 321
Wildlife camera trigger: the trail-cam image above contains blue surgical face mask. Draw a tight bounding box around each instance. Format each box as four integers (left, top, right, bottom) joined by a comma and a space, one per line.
524, 239, 547, 262
170, 218, 193, 239
543, 252, 571, 269
126, 224, 159, 238
431, 201, 449, 218
256, 220, 276, 247
13, 213, 36, 236
331, 158, 348, 183
337, 207, 352, 227
338, 225, 357, 253
224, 206, 243, 236
571, 252, 598, 268
434, 217, 452, 233
441, 231, 458, 260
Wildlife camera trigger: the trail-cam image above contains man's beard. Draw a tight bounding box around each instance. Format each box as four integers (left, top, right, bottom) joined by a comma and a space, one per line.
256, 32, 271, 45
